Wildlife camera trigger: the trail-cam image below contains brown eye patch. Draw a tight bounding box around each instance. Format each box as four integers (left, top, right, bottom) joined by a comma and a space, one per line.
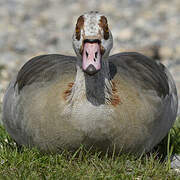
99, 16, 109, 40
75, 15, 84, 40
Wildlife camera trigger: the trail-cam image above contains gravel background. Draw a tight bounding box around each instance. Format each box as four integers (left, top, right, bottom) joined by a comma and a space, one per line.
0, 0, 180, 119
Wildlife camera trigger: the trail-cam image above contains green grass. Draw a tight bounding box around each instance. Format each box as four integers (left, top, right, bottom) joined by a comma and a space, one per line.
0, 118, 180, 179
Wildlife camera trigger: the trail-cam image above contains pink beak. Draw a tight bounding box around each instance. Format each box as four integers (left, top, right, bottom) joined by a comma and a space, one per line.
82, 42, 101, 75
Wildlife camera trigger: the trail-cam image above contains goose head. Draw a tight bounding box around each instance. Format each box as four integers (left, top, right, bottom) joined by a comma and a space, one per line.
72, 11, 113, 75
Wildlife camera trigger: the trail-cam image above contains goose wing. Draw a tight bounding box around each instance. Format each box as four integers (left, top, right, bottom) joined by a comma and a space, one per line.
14, 54, 76, 93
109, 52, 175, 98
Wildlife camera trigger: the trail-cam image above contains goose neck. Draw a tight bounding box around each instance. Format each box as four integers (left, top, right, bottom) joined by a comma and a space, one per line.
69, 58, 112, 106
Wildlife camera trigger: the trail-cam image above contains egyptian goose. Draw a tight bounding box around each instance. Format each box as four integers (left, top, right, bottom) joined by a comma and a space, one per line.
2, 12, 178, 154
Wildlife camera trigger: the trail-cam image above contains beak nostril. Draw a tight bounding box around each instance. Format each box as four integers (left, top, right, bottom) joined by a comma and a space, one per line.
95, 51, 98, 58
94, 58, 96, 62
86, 51, 88, 57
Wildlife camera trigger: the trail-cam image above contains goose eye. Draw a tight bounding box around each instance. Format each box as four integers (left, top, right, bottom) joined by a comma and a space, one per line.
76, 27, 80, 33
99, 16, 109, 40
103, 23, 109, 40
104, 27, 109, 40
75, 15, 84, 41
75, 26, 81, 40
105, 26, 109, 33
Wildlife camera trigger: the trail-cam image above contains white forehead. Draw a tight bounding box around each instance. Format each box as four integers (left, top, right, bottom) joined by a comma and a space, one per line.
83, 12, 103, 37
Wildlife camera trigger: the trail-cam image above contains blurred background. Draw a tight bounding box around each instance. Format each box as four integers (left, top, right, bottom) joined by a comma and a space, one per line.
0, 0, 180, 118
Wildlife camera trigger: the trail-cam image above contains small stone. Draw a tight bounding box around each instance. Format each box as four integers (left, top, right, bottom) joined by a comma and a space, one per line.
135, 18, 145, 28
159, 46, 173, 59
118, 28, 133, 40
13, 42, 27, 54
175, 46, 180, 57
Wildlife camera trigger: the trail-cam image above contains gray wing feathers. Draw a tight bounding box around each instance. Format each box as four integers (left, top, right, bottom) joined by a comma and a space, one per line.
109, 52, 170, 98
15, 54, 76, 92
